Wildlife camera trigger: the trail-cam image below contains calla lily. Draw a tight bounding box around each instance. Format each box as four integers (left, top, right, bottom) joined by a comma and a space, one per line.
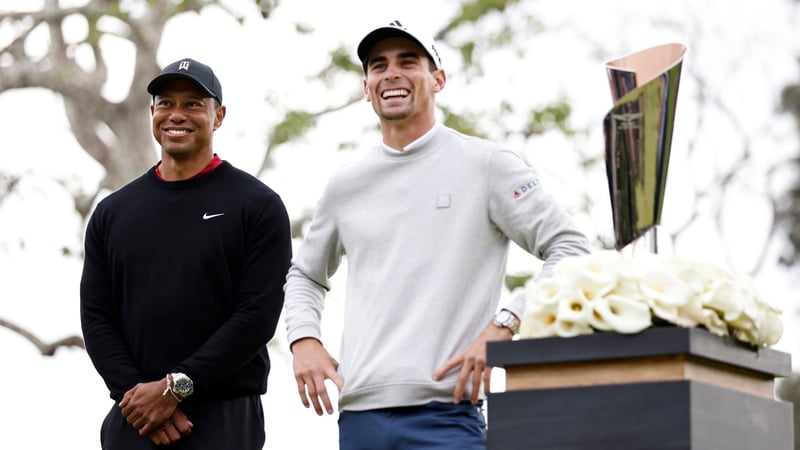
704, 281, 745, 322
672, 296, 705, 328
551, 293, 594, 337
587, 306, 615, 332
518, 253, 782, 348
556, 294, 591, 323
638, 269, 692, 306
572, 267, 617, 303
520, 303, 559, 338
757, 313, 784, 347
552, 253, 600, 278
526, 277, 564, 306
701, 310, 729, 337
676, 298, 728, 335
591, 295, 652, 334
554, 317, 594, 337
649, 302, 680, 324
674, 259, 736, 302
607, 278, 645, 301
670, 260, 713, 297
558, 251, 619, 288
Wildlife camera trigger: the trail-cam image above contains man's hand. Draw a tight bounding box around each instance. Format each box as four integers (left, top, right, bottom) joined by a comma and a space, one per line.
119, 378, 178, 436
291, 337, 344, 416
432, 321, 514, 404
147, 408, 193, 445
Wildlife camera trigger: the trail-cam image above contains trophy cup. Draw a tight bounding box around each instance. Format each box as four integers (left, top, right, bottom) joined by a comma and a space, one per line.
603, 43, 687, 252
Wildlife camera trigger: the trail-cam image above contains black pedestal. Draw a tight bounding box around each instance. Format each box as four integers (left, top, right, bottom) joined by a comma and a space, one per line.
486, 327, 793, 450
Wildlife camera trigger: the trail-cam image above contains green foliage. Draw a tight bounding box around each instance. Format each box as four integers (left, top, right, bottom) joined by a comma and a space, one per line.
524, 100, 576, 137
504, 273, 532, 292
439, 105, 484, 138
295, 22, 313, 34
450, 0, 520, 28
458, 41, 476, 67
442, 0, 526, 71
329, 46, 363, 75
269, 111, 316, 147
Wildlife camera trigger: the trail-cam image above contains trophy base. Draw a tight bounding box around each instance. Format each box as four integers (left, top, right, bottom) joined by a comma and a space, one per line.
621, 226, 668, 255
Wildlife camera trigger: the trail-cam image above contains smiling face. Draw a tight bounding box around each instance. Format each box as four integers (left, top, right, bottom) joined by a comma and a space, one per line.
150, 78, 225, 162
362, 37, 445, 128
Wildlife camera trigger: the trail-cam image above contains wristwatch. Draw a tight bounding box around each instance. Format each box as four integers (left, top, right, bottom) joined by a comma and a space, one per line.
170, 372, 194, 400
492, 309, 520, 335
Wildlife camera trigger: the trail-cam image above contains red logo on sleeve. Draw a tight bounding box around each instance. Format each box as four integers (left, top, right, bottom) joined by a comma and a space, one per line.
513, 180, 539, 199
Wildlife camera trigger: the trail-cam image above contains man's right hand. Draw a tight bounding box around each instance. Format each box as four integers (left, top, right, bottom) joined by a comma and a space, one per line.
291, 337, 344, 416
147, 409, 193, 446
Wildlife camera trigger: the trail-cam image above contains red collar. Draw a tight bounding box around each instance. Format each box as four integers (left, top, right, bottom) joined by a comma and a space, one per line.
155, 154, 223, 180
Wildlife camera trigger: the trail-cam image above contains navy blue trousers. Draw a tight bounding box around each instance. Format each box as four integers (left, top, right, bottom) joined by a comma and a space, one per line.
339, 401, 486, 450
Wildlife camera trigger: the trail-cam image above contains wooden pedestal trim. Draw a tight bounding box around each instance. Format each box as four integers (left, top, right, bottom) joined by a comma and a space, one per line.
504, 354, 775, 398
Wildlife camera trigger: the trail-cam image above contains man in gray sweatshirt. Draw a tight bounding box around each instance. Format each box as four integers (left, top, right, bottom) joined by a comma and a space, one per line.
284, 19, 593, 449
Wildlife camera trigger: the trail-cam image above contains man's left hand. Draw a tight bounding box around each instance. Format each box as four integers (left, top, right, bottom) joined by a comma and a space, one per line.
119, 378, 178, 436
432, 321, 513, 404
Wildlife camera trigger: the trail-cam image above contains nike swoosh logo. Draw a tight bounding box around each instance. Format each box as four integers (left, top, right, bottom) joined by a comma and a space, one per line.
202, 212, 225, 220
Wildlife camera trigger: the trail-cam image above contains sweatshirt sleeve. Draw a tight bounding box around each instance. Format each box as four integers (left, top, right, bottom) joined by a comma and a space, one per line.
487, 149, 593, 280
80, 205, 144, 401
284, 181, 346, 346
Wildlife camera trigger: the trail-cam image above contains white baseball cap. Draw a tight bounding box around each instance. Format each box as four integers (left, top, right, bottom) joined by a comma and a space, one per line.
357, 19, 442, 72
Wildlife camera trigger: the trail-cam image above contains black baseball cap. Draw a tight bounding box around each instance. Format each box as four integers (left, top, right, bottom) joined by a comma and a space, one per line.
357, 20, 442, 73
147, 58, 223, 104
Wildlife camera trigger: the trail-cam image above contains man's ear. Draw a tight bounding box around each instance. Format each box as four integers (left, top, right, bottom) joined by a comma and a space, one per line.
214, 105, 227, 130
432, 69, 447, 93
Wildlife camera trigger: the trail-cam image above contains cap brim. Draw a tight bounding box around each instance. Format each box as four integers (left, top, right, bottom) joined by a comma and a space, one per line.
357, 27, 430, 67
147, 73, 220, 103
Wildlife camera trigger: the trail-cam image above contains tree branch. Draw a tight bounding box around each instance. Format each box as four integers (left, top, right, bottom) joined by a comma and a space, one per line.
0, 318, 85, 356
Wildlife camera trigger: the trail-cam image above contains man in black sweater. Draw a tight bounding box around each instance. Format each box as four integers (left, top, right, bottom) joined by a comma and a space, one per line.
80, 58, 292, 449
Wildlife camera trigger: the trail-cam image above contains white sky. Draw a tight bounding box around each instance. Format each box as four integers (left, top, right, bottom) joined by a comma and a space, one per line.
1, 0, 799, 449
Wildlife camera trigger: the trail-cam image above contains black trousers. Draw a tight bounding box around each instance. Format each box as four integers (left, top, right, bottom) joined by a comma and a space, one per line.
99, 395, 265, 450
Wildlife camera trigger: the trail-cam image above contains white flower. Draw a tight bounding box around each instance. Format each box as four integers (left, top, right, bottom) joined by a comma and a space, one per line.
675, 297, 727, 335
704, 281, 747, 322
590, 294, 652, 333
756, 311, 784, 347
556, 293, 591, 322
520, 302, 558, 338
574, 266, 617, 303
526, 276, 563, 306
551, 292, 593, 337
638, 269, 692, 307
518, 252, 783, 348
554, 316, 594, 337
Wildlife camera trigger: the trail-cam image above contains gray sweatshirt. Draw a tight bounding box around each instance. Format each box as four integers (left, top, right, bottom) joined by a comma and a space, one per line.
284, 123, 592, 411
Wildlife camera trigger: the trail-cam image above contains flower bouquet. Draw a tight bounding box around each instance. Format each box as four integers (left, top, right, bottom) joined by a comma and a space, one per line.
520, 250, 783, 348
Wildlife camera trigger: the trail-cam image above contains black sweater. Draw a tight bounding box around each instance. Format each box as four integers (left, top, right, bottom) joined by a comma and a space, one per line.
80, 162, 292, 402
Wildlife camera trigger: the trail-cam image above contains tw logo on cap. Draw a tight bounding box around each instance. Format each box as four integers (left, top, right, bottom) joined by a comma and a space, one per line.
178, 61, 191, 71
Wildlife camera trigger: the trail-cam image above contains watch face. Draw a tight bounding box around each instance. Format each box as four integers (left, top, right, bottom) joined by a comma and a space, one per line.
497, 310, 512, 323
172, 374, 193, 397
495, 310, 520, 334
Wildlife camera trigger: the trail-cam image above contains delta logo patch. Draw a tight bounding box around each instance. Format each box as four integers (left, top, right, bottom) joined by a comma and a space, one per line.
513, 180, 539, 199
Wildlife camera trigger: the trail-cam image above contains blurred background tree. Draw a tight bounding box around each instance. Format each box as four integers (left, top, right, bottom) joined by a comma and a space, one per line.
779, 60, 800, 266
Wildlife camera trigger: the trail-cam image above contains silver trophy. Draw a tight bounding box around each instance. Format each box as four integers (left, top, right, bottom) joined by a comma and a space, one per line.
604, 43, 687, 252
